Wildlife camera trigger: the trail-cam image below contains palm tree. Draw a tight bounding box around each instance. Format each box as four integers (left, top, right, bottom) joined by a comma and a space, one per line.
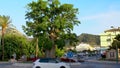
0, 15, 11, 60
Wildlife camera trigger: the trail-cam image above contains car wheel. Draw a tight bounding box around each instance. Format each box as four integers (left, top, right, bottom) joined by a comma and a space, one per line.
36, 66, 41, 68
60, 66, 65, 68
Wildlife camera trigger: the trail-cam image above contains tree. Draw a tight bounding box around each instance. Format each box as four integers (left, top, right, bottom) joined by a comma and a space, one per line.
23, 0, 80, 58
2, 28, 32, 60
67, 33, 79, 49
0, 15, 12, 60
110, 34, 120, 49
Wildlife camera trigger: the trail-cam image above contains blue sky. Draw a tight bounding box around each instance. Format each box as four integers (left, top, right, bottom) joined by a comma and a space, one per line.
0, 0, 120, 35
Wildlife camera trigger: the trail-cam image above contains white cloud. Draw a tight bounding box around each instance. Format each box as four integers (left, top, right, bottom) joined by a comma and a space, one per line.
80, 11, 120, 25
75, 10, 120, 35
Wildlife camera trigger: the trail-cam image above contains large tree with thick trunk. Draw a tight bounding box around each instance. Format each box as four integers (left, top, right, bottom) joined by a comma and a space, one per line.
23, 0, 80, 58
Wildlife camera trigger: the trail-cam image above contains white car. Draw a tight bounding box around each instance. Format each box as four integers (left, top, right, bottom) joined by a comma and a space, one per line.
33, 58, 70, 68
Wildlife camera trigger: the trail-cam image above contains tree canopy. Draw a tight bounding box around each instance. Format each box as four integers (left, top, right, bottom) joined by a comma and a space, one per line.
0, 15, 12, 60
110, 34, 120, 49
23, 0, 80, 37
23, 0, 80, 58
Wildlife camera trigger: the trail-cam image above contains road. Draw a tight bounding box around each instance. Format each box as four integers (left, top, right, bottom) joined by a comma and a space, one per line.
71, 61, 120, 68
0, 61, 120, 68
0, 63, 32, 68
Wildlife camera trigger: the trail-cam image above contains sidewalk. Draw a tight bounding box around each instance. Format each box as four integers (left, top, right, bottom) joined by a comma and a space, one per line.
0, 61, 32, 66
86, 59, 120, 64
12, 63, 32, 67
0, 61, 9, 63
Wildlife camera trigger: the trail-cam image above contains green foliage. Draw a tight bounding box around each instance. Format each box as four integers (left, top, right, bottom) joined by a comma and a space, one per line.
55, 33, 79, 49
111, 34, 120, 49
68, 33, 79, 46
115, 34, 120, 41
0, 15, 13, 60
38, 35, 53, 50
23, 0, 80, 57
78, 33, 100, 45
55, 47, 65, 57
2, 32, 32, 59
55, 38, 65, 49
0, 15, 11, 27
23, 0, 80, 37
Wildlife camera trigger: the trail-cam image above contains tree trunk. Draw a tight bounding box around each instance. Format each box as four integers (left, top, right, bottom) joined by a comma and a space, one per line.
50, 45, 56, 58
45, 50, 50, 58
44, 38, 56, 58
1, 28, 4, 60
44, 32, 56, 58
45, 45, 56, 58
35, 38, 39, 58
49, 32, 56, 58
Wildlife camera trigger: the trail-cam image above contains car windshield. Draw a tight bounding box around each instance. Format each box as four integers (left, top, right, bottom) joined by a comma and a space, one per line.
39, 58, 60, 63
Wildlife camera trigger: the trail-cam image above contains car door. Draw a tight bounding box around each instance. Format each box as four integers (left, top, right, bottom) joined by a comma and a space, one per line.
39, 63, 49, 68
39, 58, 50, 68
48, 59, 59, 68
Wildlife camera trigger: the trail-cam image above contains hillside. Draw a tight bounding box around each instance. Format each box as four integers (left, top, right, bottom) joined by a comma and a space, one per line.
78, 33, 100, 46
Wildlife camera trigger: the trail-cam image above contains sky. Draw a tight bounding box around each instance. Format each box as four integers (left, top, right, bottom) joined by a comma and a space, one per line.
0, 0, 120, 36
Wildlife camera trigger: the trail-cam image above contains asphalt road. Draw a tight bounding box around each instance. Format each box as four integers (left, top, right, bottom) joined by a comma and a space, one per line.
0, 61, 120, 68
0, 63, 32, 68
72, 61, 120, 68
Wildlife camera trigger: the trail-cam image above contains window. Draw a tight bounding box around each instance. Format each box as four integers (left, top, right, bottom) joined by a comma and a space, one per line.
39, 59, 48, 62
110, 52, 114, 57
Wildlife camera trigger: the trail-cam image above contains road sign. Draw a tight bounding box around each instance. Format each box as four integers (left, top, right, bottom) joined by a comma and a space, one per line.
67, 51, 73, 58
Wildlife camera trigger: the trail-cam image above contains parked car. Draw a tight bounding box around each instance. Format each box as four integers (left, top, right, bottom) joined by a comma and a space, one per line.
60, 57, 76, 62
33, 58, 70, 68
60, 57, 84, 63
27, 57, 39, 62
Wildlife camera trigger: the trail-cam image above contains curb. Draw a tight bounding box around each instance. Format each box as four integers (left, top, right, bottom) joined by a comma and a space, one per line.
12, 63, 32, 66
86, 60, 120, 64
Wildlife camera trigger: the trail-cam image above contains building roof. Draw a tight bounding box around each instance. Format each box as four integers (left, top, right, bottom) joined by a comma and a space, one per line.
104, 28, 120, 33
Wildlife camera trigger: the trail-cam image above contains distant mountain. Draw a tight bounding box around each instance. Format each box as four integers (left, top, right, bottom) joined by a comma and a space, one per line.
78, 33, 100, 46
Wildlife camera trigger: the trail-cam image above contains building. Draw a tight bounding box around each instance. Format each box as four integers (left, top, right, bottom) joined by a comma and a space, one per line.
100, 28, 120, 52
106, 49, 120, 60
